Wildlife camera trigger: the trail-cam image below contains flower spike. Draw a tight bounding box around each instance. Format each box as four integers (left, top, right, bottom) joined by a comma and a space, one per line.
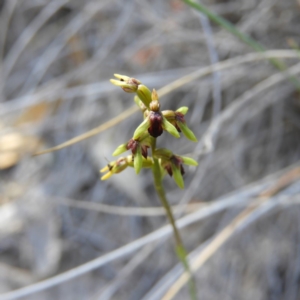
107, 74, 198, 292
107, 74, 198, 188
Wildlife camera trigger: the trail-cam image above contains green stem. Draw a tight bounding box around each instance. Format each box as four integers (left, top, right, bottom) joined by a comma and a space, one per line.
152, 157, 196, 300
182, 0, 300, 91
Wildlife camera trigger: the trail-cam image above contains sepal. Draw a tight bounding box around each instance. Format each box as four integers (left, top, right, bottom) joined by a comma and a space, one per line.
110, 74, 141, 93
112, 143, 128, 156
176, 106, 189, 115
177, 122, 197, 142
137, 85, 152, 108
100, 156, 131, 180
172, 164, 184, 189
162, 117, 180, 138
181, 156, 198, 166
134, 147, 143, 174
133, 117, 151, 140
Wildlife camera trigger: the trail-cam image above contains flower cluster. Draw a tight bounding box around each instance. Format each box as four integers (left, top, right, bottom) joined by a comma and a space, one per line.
101, 74, 198, 188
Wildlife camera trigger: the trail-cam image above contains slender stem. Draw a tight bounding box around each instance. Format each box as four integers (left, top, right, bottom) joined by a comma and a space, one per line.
152, 157, 196, 300
152, 158, 182, 245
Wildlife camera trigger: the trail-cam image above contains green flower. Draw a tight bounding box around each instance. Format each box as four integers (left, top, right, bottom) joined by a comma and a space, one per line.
113, 133, 154, 174
163, 107, 197, 142
100, 156, 131, 180
134, 111, 180, 139
154, 148, 198, 189
110, 74, 140, 93
134, 89, 180, 139
100, 155, 153, 180
110, 74, 151, 108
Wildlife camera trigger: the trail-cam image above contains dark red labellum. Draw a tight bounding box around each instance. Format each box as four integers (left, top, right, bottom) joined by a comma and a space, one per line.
148, 112, 163, 138
170, 155, 185, 175
126, 139, 138, 154
165, 165, 173, 176
141, 145, 149, 158
175, 112, 185, 123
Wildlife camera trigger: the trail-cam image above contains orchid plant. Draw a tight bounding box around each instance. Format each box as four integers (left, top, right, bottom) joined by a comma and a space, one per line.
101, 74, 198, 299
101, 74, 198, 188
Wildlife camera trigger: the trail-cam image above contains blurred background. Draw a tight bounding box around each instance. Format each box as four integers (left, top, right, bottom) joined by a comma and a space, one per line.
1, 0, 300, 299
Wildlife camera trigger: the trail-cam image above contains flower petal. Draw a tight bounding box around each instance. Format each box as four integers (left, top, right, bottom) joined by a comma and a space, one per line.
176, 106, 189, 115
137, 85, 152, 108
172, 165, 184, 189
101, 171, 113, 180
113, 74, 131, 81
182, 156, 198, 166
100, 164, 111, 173
110, 79, 137, 93
177, 122, 197, 142
113, 143, 128, 156
162, 117, 180, 138
134, 147, 143, 174
133, 117, 151, 140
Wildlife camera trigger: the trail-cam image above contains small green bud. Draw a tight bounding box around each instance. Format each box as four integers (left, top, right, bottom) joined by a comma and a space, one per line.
152, 89, 159, 101
111, 74, 141, 93
149, 89, 160, 112
162, 117, 180, 138
137, 85, 152, 108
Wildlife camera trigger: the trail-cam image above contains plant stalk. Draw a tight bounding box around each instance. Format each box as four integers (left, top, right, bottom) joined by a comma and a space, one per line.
152, 157, 197, 300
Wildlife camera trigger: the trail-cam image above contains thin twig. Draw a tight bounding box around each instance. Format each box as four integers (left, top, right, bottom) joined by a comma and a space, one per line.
51, 196, 204, 216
